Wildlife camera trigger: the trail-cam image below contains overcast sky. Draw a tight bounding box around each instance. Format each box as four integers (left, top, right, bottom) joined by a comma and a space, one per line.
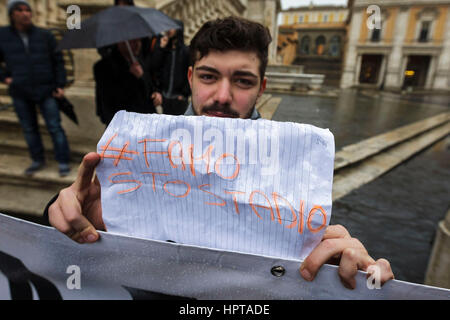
281, 0, 348, 10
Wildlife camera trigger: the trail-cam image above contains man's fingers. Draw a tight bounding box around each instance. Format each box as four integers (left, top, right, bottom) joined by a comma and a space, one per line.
300, 238, 365, 281
323, 224, 351, 240
48, 201, 77, 238
337, 248, 359, 289
370, 258, 395, 286
338, 248, 375, 289
58, 188, 99, 243
73, 153, 101, 194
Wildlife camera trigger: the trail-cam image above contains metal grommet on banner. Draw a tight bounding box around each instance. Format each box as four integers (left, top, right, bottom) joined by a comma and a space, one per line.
271, 266, 285, 277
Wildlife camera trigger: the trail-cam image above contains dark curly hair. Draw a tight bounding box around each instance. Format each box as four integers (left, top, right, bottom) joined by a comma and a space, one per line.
189, 16, 272, 79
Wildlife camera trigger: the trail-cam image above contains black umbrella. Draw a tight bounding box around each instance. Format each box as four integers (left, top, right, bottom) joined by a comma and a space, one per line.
56, 97, 78, 125
57, 6, 181, 51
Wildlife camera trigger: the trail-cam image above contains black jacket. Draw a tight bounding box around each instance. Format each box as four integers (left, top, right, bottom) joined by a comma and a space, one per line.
0, 25, 66, 101
153, 21, 191, 99
94, 46, 156, 125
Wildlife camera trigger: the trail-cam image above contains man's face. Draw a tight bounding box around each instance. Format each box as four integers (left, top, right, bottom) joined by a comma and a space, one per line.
11, 4, 32, 28
188, 50, 267, 119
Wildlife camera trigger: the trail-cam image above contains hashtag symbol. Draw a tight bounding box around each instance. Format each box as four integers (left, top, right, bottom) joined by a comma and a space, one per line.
99, 133, 139, 166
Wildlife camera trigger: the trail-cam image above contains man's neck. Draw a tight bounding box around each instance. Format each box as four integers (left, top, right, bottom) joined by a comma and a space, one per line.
13, 23, 31, 33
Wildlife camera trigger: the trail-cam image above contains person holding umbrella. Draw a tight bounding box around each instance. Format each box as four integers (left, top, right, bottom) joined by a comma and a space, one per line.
57, 6, 180, 125
0, 0, 71, 177
94, 37, 160, 125
153, 20, 191, 115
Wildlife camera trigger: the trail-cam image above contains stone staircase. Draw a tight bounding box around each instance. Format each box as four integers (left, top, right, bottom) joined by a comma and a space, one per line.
0, 26, 91, 219
293, 57, 342, 87
0, 92, 97, 218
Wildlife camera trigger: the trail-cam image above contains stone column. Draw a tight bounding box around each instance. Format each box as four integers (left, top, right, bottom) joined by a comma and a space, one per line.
340, 9, 363, 89
0, 0, 7, 26
433, 11, 450, 90
384, 7, 409, 91
245, 0, 280, 64
425, 209, 450, 289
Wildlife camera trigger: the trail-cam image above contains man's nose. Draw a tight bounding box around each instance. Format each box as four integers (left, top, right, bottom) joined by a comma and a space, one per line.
214, 79, 232, 105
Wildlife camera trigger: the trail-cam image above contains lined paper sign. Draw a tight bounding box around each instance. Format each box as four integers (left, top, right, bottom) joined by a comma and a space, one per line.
96, 111, 335, 260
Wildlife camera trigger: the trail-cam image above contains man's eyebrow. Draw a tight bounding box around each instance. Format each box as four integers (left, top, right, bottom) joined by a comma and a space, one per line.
196, 66, 258, 79
195, 66, 220, 74
233, 70, 258, 79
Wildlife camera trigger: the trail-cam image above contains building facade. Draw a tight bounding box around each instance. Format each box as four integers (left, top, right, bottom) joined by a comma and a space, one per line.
278, 4, 350, 86
1, 0, 283, 84
341, 0, 450, 91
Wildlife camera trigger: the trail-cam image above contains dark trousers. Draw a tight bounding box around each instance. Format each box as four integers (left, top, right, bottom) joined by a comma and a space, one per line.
13, 96, 70, 164
162, 97, 188, 116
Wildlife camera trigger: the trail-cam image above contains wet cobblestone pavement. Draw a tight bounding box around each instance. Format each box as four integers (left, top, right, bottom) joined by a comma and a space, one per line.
271, 89, 449, 150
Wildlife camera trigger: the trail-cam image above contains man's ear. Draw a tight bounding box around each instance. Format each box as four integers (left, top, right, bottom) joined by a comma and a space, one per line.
187, 66, 193, 90
258, 77, 267, 98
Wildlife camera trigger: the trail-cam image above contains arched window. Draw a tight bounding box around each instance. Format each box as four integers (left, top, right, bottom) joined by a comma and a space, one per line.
300, 36, 311, 55
329, 35, 341, 57
315, 35, 326, 55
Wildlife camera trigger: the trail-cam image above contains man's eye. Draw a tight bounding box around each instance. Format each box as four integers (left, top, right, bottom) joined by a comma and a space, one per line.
235, 79, 254, 87
199, 74, 215, 81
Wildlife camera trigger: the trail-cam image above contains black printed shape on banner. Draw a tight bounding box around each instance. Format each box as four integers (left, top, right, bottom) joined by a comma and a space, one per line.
122, 285, 196, 300
0, 251, 62, 300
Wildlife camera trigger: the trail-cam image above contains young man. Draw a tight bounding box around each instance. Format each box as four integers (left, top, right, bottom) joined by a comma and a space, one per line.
0, 0, 71, 176
46, 17, 394, 290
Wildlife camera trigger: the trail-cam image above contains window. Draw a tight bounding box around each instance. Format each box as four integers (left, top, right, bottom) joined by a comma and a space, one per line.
419, 21, 431, 42
299, 15, 304, 23
300, 36, 311, 55
329, 36, 341, 57
323, 14, 328, 22
315, 35, 326, 55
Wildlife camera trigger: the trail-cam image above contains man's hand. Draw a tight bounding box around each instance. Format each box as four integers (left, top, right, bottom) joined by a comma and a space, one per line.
300, 224, 394, 289
52, 88, 64, 99
129, 61, 144, 79
4, 77, 12, 85
152, 92, 163, 106
48, 152, 105, 244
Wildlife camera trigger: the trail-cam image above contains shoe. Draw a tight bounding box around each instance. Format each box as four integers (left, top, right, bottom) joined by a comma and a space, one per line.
58, 163, 71, 177
24, 161, 46, 176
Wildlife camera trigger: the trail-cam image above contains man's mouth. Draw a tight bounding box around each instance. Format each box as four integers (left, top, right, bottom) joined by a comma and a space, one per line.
202, 103, 240, 118
204, 110, 238, 118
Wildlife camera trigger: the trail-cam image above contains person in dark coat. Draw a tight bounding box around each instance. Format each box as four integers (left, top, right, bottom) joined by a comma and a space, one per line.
0, 0, 71, 176
93, 38, 159, 126
153, 20, 191, 115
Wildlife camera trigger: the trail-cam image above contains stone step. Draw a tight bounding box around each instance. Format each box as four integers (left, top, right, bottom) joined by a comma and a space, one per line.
0, 182, 60, 217
0, 109, 97, 162
333, 121, 450, 201
0, 152, 77, 190
334, 112, 450, 170
0, 126, 96, 163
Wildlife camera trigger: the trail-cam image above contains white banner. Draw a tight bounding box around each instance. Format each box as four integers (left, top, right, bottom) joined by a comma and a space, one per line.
0, 213, 448, 300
